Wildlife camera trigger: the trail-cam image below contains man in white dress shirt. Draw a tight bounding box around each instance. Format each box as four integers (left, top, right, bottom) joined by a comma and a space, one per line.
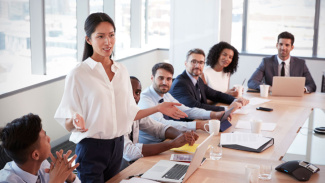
0, 113, 80, 183
121, 77, 198, 170
138, 63, 229, 144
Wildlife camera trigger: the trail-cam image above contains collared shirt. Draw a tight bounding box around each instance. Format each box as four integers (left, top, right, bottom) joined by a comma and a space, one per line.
0, 160, 80, 183
123, 116, 170, 162
138, 85, 211, 144
54, 57, 139, 143
277, 55, 309, 93
185, 70, 198, 86
277, 55, 290, 77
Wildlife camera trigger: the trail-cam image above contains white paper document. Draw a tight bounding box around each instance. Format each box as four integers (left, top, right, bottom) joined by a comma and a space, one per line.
221, 132, 271, 149
120, 177, 160, 183
235, 120, 277, 131
233, 108, 250, 114
247, 97, 270, 106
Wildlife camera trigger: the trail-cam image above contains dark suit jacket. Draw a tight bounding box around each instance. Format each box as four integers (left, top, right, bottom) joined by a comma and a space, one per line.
169, 71, 235, 112
247, 55, 316, 92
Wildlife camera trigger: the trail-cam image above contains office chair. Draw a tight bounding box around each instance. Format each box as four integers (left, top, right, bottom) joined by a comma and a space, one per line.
0, 145, 12, 169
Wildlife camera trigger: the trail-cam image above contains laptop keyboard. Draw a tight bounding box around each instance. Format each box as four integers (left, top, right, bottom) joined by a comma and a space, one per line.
162, 164, 189, 180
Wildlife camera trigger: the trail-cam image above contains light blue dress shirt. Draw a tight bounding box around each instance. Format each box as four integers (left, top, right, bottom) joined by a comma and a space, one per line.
0, 160, 80, 183
138, 85, 211, 144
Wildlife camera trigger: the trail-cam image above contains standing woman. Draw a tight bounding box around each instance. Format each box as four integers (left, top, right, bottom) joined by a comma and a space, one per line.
201, 41, 240, 97
54, 13, 186, 182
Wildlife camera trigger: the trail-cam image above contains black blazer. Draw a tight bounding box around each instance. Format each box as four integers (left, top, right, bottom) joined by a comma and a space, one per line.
169, 70, 235, 112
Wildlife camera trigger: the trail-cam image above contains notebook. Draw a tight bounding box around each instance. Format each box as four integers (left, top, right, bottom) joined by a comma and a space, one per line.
141, 133, 214, 182
272, 76, 305, 97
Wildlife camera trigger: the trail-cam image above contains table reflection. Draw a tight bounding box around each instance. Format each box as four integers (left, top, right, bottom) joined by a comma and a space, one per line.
283, 108, 325, 165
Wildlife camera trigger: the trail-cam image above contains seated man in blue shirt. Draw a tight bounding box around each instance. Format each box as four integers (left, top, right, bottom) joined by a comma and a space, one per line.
138, 62, 241, 144
121, 76, 198, 170
248, 31, 316, 92
0, 113, 80, 183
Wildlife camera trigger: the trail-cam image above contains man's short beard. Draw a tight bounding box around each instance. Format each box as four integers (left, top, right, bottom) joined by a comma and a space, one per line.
153, 85, 168, 95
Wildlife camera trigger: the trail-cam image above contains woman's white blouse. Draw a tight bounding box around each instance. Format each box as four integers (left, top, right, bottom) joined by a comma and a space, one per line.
203, 67, 230, 93
54, 57, 139, 144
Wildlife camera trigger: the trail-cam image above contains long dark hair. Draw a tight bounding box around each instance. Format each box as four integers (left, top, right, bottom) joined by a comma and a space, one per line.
206, 41, 239, 75
82, 13, 116, 61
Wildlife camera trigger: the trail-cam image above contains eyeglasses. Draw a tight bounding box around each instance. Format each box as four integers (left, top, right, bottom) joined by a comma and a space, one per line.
190, 60, 205, 65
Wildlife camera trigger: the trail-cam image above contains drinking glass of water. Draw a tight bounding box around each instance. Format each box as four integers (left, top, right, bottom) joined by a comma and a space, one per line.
259, 164, 272, 180
210, 143, 222, 160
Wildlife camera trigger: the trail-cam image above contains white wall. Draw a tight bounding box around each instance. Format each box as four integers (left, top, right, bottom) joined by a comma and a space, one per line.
170, 0, 220, 76
0, 49, 168, 147
121, 49, 169, 89
0, 79, 68, 147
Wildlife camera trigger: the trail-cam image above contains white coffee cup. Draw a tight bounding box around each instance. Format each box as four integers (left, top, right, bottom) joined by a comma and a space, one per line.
250, 119, 262, 134
259, 85, 270, 97
204, 120, 220, 136
234, 85, 244, 97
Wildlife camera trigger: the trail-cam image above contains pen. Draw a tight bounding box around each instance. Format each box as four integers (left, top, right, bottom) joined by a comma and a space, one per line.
128, 173, 143, 179
242, 78, 246, 86
191, 131, 195, 145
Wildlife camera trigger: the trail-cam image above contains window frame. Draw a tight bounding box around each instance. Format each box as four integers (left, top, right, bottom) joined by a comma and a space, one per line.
239, 0, 324, 59
0, 0, 168, 97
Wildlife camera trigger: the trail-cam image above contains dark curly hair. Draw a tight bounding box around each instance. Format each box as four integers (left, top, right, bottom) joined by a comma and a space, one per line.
206, 42, 239, 75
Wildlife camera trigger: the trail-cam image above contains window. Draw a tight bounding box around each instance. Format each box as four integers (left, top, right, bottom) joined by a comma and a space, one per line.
0, 0, 171, 95
231, 0, 244, 51
318, 1, 325, 57
115, 0, 131, 58
90, 0, 103, 14
0, 0, 31, 94
232, 0, 324, 58
144, 0, 170, 48
45, 0, 77, 75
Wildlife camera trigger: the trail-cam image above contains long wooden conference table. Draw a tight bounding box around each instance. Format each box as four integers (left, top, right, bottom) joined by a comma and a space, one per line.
107, 92, 325, 183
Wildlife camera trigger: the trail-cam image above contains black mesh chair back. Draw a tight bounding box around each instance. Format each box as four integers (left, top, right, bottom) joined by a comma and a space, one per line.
0, 146, 12, 170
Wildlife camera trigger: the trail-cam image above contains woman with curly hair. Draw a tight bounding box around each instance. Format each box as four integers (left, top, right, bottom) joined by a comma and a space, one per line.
201, 41, 240, 97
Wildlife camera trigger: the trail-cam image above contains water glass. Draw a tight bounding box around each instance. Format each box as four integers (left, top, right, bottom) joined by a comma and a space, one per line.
259, 164, 272, 180
210, 143, 222, 160
245, 164, 259, 183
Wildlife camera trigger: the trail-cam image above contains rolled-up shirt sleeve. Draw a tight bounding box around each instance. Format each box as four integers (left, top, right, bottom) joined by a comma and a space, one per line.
123, 117, 170, 162
139, 95, 196, 131
123, 134, 144, 162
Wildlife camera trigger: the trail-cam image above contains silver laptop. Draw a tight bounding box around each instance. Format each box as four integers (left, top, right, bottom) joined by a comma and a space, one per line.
141, 133, 214, 182
272, 76, 306, 97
